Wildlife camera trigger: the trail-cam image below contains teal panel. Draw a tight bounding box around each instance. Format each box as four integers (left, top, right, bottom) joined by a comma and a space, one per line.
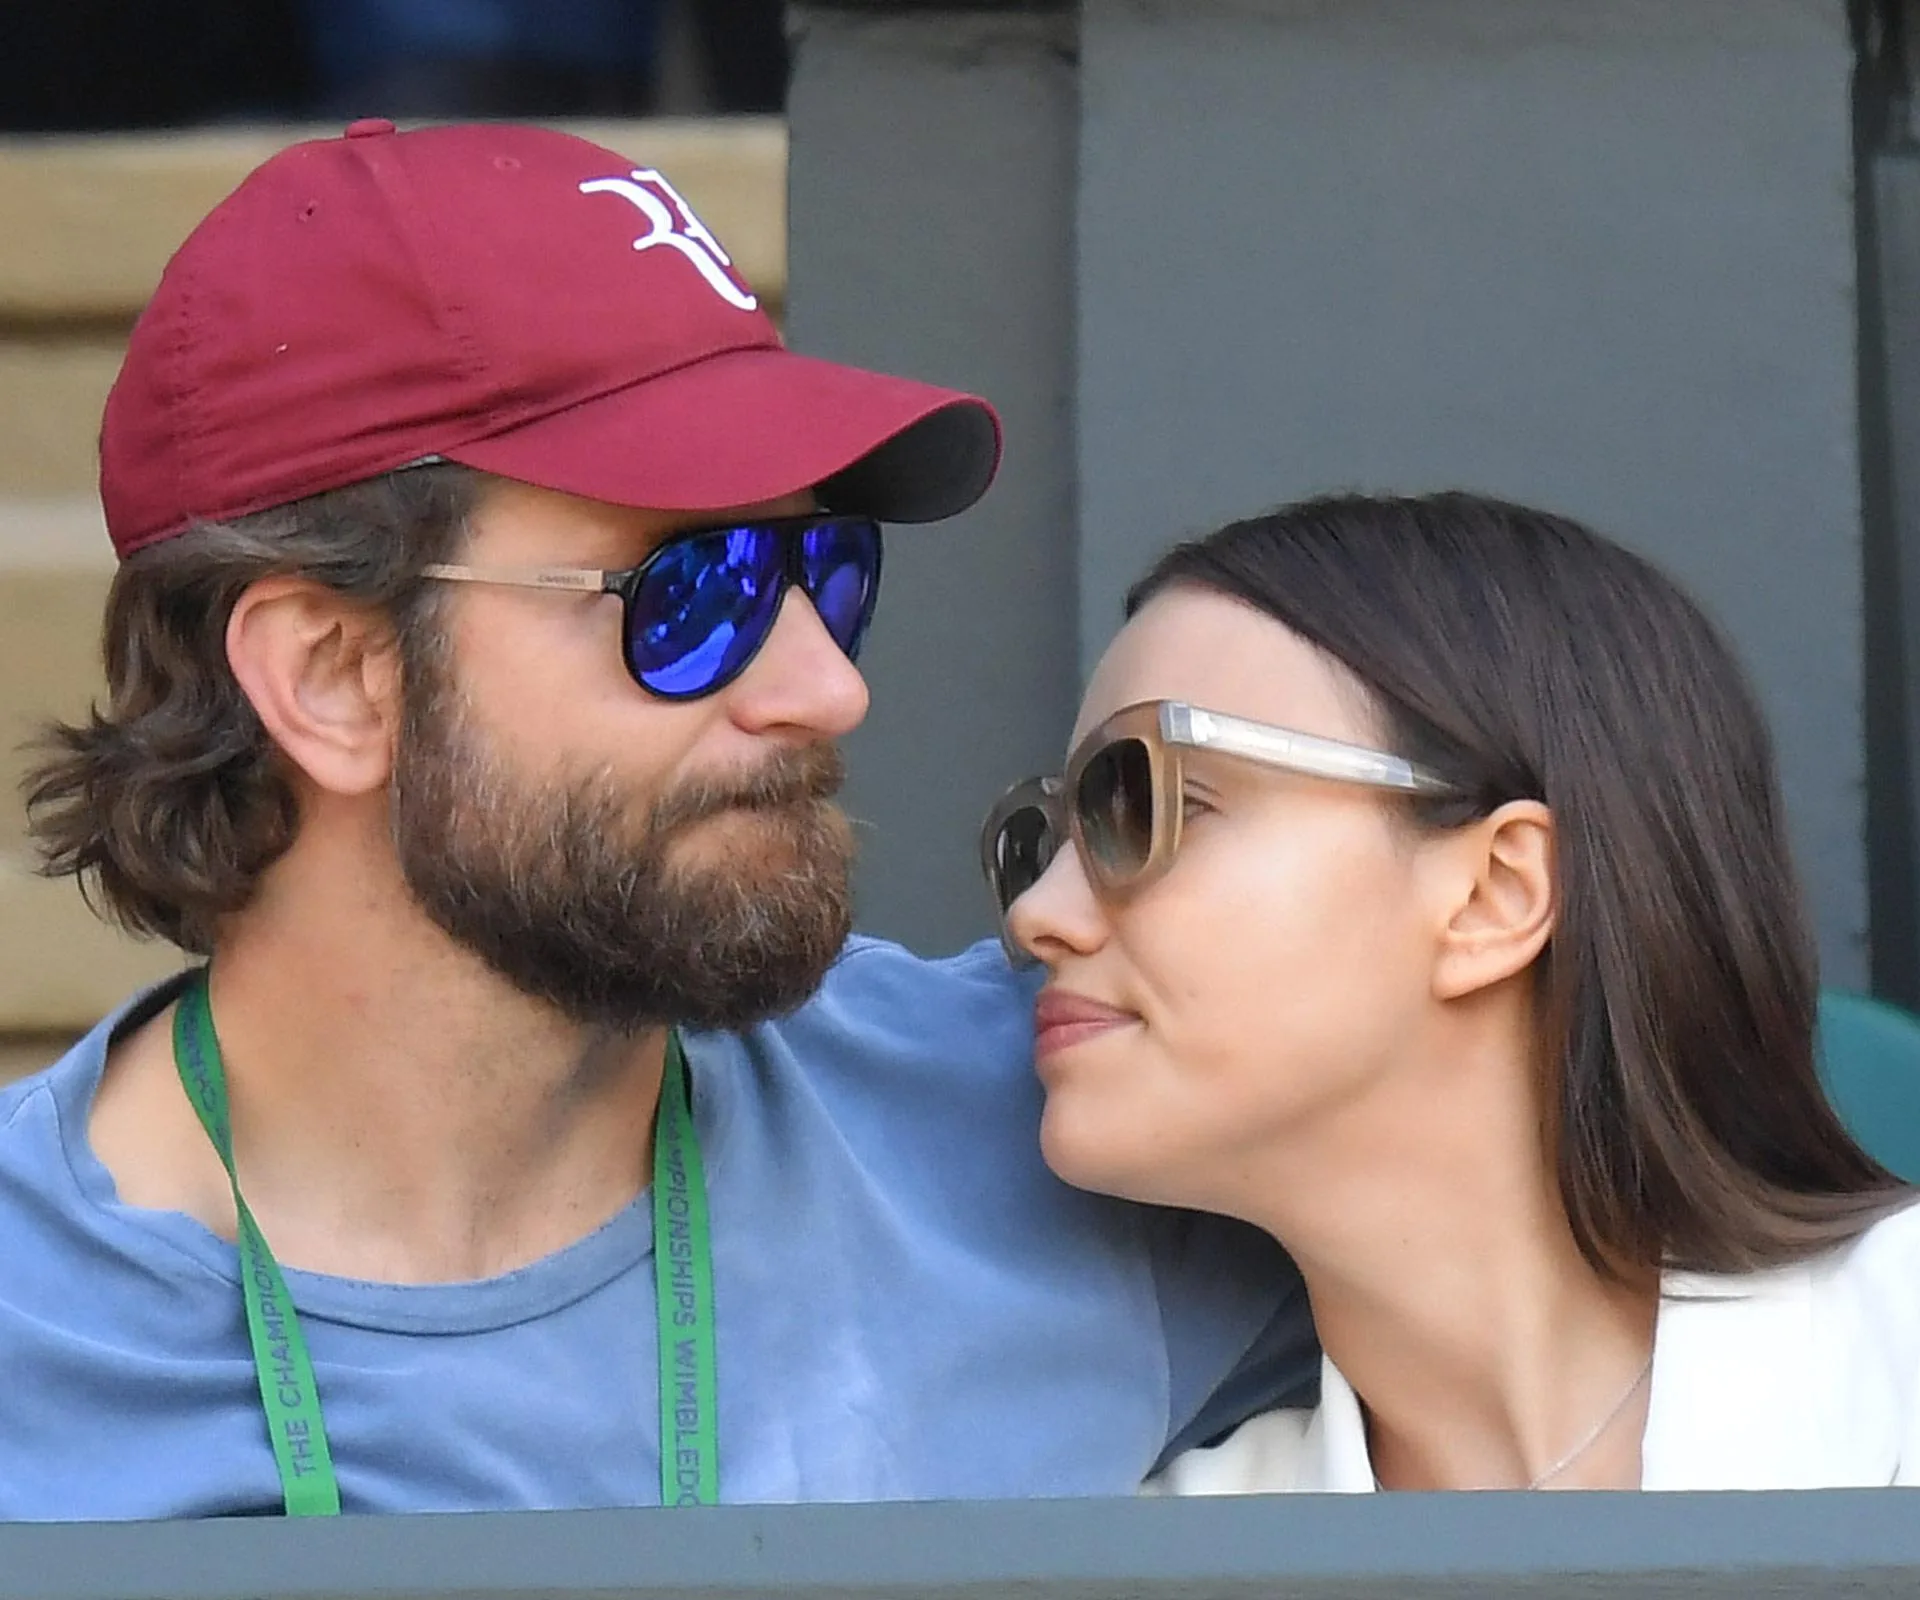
1816, 989, 1920, 1180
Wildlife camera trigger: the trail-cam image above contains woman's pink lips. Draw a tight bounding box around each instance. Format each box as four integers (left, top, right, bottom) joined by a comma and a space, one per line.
1033, 989, 1136, 1062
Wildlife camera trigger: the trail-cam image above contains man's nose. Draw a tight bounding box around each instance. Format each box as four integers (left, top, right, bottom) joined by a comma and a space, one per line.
724, 590, 871, 741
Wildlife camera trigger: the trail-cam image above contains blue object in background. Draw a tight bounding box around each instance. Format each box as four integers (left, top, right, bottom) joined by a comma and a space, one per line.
1817, 989, 1920, 1181
309, 0, 661, 77
303, 0, 664, 117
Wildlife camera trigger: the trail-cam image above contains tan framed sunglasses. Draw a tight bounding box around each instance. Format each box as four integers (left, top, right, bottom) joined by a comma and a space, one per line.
979, 699, 1461, 959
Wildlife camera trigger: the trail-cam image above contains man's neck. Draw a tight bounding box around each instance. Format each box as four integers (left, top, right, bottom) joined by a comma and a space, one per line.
91, 883, 668, 1284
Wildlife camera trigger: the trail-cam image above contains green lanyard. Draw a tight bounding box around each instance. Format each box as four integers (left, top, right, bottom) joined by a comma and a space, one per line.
171, 970, 720, 1515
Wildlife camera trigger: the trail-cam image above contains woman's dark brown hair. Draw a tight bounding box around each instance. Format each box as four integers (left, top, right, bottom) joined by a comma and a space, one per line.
23, 464, 483, 956
1128, 491, 1909, 1278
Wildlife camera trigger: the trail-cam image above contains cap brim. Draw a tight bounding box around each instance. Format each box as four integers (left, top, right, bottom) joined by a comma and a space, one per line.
443, 346, 1001, 524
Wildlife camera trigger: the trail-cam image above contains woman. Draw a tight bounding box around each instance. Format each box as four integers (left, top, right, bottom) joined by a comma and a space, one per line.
981, 491, 1920, 1492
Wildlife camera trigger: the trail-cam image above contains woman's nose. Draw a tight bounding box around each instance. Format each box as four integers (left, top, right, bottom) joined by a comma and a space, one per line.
1005, 842, 1109, 966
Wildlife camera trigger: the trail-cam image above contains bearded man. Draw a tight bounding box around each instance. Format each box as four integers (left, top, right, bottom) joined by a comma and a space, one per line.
0, 121, 1310, 1519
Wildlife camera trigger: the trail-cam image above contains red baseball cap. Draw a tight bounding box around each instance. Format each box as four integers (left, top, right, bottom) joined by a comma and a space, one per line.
99, 120, 1002, 560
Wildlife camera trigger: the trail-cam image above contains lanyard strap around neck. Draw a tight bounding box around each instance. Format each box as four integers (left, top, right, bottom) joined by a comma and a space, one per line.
652, 1031, 719, 1506
174, 972, 341, 1516
171, 969, 721, 1515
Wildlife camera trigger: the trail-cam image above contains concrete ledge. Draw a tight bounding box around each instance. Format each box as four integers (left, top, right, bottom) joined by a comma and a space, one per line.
0, 854, 180, 1032
0, 528, 197, 1030
0, 553, 114, 852
0, 1033, 77, 1085
0, 117, 788, 320
0, 336, 126, 494
0, 496, 112, 568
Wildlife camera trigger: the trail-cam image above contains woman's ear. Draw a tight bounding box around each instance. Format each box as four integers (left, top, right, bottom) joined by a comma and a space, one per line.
1430, 799, 1555, 1002
226, 578, 404, 798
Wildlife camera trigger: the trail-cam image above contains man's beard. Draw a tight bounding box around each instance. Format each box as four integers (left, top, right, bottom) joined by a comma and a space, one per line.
389, 640, 856, 1036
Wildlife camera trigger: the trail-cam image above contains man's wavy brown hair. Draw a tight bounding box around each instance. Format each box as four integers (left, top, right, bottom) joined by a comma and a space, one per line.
23, 465, 483, 955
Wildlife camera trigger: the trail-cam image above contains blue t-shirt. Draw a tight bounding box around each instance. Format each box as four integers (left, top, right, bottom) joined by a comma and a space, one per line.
0, 937, 1313, 1520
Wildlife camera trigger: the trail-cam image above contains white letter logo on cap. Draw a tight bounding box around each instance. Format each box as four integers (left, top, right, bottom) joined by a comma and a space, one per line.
579, 169, 759, 312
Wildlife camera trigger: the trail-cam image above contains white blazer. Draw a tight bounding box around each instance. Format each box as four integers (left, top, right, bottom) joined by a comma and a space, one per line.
1155, 1199, 1920, 1493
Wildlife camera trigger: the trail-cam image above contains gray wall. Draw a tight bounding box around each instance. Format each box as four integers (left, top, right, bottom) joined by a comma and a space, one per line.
1073, 0, 1866, 984
791, 0, 1875, 988
787, 8, 1080, 956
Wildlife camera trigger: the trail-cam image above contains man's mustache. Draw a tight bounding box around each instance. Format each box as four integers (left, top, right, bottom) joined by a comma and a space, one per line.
650, 743, 846, 833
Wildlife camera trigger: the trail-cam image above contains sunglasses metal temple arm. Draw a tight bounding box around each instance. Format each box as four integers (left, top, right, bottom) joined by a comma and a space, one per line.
1160, 702, 1455, 795
418, 563, 611, 594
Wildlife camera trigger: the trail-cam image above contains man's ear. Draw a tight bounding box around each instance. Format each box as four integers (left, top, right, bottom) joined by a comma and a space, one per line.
226, 578, 403, 797
1430, 799, 1556, 1002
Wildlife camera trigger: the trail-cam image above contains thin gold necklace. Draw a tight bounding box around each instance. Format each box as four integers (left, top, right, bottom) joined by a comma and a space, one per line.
1372, 1348, 1655, 1492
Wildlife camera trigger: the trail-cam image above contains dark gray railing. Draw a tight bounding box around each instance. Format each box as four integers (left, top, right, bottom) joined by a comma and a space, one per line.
4, 1492, 1920, 1600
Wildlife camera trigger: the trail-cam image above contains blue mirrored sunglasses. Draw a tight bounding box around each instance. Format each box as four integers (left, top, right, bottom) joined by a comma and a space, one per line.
422, 514, 884, 700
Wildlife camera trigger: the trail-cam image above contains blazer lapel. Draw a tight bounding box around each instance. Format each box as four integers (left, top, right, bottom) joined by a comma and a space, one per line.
1313, 1358, 1381, 1493
1639, 1263, 1819, 1489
